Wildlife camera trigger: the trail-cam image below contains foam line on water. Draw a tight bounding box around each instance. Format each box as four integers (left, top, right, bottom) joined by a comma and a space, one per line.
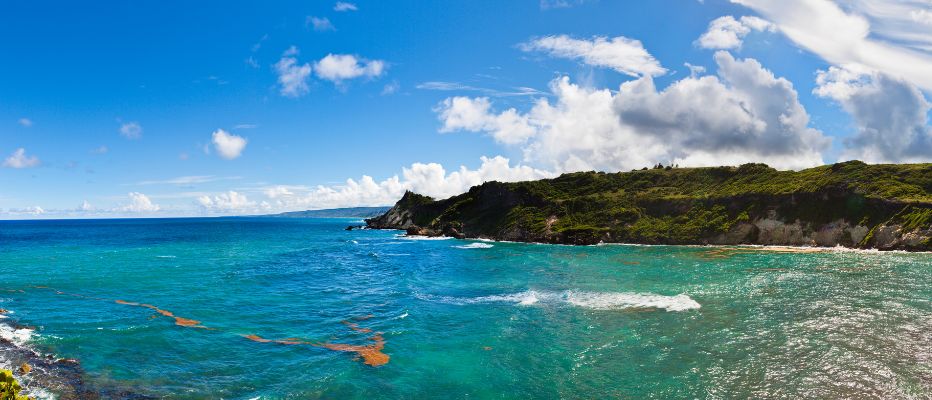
393, 234, 453, 241
417, 290, 700, 312
453, 243, 494, 249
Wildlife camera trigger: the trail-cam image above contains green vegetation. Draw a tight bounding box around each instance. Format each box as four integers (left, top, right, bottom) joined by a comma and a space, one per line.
0, 370, 29, 400
369, 161, 932, 249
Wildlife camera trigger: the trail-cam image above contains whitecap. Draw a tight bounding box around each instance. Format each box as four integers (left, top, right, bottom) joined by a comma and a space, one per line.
394, 234, 453, 241
0, 323, 34, 346
155, 255, 176, 258
417, 290, 700, 312
454, 242, 494, 249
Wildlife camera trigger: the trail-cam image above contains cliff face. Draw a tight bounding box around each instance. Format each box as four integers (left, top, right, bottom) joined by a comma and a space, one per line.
366, 161, 932, 251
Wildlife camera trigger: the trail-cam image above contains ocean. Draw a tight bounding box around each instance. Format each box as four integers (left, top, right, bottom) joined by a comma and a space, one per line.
0, 218, 929, 399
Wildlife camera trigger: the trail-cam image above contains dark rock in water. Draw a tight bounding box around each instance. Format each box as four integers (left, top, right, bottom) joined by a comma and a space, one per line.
345, 226, 354, 231
0, 319, 157, 399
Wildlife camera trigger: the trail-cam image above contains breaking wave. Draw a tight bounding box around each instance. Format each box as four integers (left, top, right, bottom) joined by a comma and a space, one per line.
453, 243, 494, 249
416, 290, 700, 312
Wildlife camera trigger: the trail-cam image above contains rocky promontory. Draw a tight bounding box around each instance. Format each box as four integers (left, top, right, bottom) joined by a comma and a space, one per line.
367, 161, 932, 251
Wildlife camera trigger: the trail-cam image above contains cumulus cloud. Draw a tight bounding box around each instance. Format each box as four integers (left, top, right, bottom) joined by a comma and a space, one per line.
436, 97, 535, 144
519, 34, 666, 77
274, 46, 313, 97
122, 192, 160, 212
265, 156, 553, 210
307, 16, 335, 31
733, 0, 932, 91
314, 54, 385, 83
3, 148, 40, 168
815, 65, 932, 163
437, 51, 829, 172
334, 1, 357, 11
696, 15, 775, 49
17, 118, 32, 127
80, 200, 93, 212
211, 129, 247, 160
197, 191, 266, 213
119, 122, 143, 139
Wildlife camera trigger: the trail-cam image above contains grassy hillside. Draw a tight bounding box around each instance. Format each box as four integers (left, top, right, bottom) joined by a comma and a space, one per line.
367, 161, 932, 249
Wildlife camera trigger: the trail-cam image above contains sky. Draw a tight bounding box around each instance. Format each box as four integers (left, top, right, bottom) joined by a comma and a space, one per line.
2, 0, 931, 219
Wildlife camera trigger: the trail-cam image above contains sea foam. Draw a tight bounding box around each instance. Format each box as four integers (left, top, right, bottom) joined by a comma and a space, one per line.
418, 290, 700, 312
453, 243, 494, 249
0, 323, 34, 346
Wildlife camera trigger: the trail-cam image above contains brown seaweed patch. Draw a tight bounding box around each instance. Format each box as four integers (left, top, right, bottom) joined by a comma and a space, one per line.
342, 321, 372, 333
243, 334, 273, 343
114, 300, 207, 328
241, 334, 307, 345
318, 333, 389, 367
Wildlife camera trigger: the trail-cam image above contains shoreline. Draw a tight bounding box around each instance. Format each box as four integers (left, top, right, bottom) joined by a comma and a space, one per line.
0, 314, 153, 400
382, 229, 932, 254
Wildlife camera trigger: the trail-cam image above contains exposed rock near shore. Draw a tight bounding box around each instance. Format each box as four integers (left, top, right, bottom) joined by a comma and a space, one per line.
0, 320, 154, 400
367, 161, 932, 251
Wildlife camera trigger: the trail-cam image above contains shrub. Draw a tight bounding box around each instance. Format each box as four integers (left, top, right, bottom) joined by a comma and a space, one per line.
0, 370, 29, 400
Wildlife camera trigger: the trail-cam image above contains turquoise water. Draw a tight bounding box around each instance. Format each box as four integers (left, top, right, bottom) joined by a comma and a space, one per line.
0, 218, 930, 399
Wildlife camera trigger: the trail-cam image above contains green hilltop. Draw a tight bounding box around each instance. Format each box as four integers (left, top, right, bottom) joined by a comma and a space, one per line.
367, 161, 932, 250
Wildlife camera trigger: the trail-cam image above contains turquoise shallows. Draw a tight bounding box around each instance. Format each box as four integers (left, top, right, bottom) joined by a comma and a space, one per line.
0, 218, 929, 398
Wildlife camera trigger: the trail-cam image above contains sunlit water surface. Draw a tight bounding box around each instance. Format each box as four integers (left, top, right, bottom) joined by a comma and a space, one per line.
0, 218, 929, 399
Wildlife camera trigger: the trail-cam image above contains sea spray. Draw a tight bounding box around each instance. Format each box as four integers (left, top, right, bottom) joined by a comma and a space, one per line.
416, 290, 700, 312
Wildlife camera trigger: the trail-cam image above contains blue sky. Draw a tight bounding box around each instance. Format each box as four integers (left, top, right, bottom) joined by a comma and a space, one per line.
2, 0, 931, 218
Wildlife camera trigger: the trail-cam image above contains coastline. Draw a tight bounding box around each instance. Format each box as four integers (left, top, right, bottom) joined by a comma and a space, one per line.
381, 229, 932, 254
0, 314, 153, 400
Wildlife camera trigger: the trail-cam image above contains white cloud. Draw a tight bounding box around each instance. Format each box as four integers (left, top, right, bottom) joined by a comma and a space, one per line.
197, 191, 261, 213
437, 51, 829, 172
17, 118, 32, 127
3, 148, 40, 168
91, 145, 108, 154
436, 97, 536, 144
80, 200, 93, 211
18, 206, 44, 216
733, 0, 932, 91
136, 175, 239, 186
519, 34, 666, 77
815, 65, 932, 163
266, 156, 553, 210
381, 81, 400, 95
274, 47, 313, 97
417, 81, 546, 97
122, 192, 160, 212
334, 1, 357, 11
119, 122, 143, 139
539, 0, 588, 10
314, 54, 385, 83
307, 16, 335, 31
211, 129, 247, 160
696, 15, 775, 49
912, 9, 932, 25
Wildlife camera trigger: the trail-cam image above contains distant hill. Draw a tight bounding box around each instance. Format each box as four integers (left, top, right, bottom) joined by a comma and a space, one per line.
265, 206, 391, 218
367, 161, 932, 251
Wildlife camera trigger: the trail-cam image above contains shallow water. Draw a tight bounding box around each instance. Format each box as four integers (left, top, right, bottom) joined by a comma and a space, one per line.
0, 218, 929, 399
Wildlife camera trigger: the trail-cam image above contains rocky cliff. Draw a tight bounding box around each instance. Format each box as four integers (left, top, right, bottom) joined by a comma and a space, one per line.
366, 161, 932, 251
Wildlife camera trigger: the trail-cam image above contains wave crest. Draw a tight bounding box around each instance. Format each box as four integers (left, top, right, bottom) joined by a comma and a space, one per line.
417, 290, 700, 312
453, 243, 494, 249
